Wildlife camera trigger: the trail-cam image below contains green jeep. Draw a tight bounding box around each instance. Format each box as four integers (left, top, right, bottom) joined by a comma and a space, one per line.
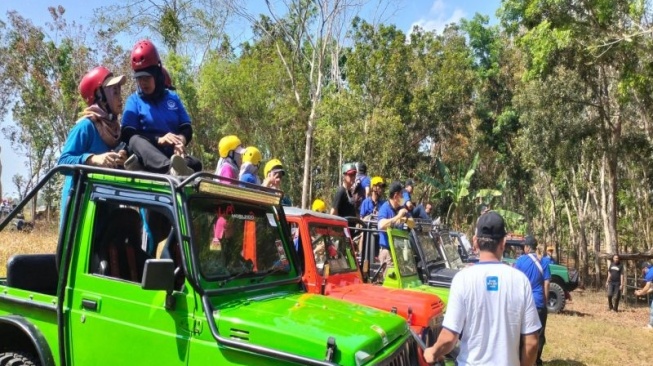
503, 236, 579, 313
0, 166, 418, 365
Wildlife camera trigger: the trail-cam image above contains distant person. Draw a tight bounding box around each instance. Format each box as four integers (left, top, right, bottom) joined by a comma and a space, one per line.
515, 235, 550, 366
330, 163, 358, 218
355, 162, 371, 198
239, 146, 262, 184
215, 135, 245, 181
59, 66, 128, 220
359, 176, 386, 218
605, 254, 624, 312
262, 159, 291, 206
635, 263, 653, 329
424, 211, 541, 365
402, 179, 415, 212
544, 246, 557, 264
122, 39, 200, 176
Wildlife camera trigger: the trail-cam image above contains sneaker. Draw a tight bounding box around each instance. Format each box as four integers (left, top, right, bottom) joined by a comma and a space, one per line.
169, 155, 194, 176
124, 154, 144, 171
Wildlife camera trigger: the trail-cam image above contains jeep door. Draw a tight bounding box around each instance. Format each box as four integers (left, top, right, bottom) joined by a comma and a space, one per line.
65, 184, 194, 365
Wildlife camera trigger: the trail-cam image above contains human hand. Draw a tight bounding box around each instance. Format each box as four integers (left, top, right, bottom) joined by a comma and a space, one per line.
635, 289, 642, 296
158, 133, 185, 147
423, 346, 443, 364
398, 208, 408, 217
173, 143, 186, 157
87, 152, 124, 168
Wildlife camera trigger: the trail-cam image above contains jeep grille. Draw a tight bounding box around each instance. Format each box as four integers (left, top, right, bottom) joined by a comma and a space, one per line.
375, 337, 417, 366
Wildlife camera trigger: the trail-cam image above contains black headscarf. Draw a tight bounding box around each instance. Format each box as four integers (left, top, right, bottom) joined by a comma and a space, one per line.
137, 65, 166, 101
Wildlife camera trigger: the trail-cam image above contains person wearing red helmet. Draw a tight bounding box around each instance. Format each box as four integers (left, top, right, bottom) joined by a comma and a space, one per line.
58, 66, 128, 220
121, 39, 200, 176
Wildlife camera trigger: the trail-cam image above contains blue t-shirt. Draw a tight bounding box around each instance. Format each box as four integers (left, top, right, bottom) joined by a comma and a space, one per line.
541, 255, 553, 268
122, 90, 191, 155
240, 172, 259, 184
514, 253, 551, 309
645, 267, 653, 283
360, 175, 371, 189
377, 201, 399, 248
360, 197, 385, 217
402, 190, 412, 204
58, 117, 113, 221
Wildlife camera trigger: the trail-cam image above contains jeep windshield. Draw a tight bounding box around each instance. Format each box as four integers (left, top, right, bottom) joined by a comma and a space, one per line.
415, 230, 444, 264
309, 223, 358, 275
392, 235, 418, 277
439, 232, 466, 269
188, 196, 295, 286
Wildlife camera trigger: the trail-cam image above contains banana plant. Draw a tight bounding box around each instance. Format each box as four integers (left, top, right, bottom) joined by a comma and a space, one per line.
421, 153, 480, 225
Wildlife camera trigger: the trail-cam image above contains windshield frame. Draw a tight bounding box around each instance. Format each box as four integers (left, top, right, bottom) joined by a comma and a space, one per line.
414, 229, 445, 264
186, 194, 299, 292
307, 222, 358, 276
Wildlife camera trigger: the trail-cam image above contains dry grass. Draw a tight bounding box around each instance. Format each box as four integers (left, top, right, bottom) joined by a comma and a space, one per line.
1, 224, 652, 366
544, 289, 653, 365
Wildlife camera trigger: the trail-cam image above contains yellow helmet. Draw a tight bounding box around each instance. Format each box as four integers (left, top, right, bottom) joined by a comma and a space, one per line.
312, 199, 326, 213
242, 146, 262, 165
371, 176, 385, 187
264, 158, 285, 177
218, 135, 243, 158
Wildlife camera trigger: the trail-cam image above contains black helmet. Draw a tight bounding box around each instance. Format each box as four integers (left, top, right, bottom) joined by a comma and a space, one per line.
356, 162, 367, 174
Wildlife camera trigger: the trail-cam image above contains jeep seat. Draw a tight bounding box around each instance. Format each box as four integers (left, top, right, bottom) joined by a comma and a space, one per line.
6, 254, 58, 295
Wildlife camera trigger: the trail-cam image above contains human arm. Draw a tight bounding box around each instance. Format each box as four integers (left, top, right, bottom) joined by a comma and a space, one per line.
620, 265, 625, 291
520, 332, 539, 366
330, 188, 342, 216
378, 207, 408, 230
635, 281, 653, 296
423, 328, 458, 364
58, 119, 123, 168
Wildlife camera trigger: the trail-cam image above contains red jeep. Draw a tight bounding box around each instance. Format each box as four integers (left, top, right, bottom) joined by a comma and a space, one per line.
284, 207, 445, 352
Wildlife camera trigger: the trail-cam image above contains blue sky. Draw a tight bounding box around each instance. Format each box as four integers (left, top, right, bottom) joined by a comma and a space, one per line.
0, 0, 501, 197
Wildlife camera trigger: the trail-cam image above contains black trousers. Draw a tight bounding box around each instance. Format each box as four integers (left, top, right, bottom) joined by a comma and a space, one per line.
536, 307, 547, 366
128, 135, 202, 174
607, 282, 621, 310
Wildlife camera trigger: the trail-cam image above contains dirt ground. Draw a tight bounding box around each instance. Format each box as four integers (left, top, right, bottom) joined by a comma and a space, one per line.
544, 289, 653, 365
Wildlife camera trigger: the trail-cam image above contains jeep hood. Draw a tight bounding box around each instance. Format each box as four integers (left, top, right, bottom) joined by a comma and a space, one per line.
328, 283, 444, 328
214, 292, 407, 365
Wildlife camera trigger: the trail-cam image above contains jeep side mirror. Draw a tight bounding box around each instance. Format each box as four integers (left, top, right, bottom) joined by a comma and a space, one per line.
142, 259, 176, 310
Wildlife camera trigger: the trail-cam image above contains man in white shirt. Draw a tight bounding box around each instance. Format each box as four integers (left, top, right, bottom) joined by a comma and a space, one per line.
424, 211, 541, 366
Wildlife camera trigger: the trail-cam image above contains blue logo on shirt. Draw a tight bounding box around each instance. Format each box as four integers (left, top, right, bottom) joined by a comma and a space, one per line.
166, 100, 178, 110
486, 276, 498, 291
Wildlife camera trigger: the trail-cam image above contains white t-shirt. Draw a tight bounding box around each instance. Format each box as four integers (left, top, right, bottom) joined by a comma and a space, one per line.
443, 261, 542, 366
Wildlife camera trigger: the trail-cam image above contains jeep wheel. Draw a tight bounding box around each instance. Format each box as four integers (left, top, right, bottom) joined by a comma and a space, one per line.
547, 282, 566, 313
0, 352, 38, 366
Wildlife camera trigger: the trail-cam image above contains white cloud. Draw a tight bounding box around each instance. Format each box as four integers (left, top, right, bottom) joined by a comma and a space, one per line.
409, 0, 466, 35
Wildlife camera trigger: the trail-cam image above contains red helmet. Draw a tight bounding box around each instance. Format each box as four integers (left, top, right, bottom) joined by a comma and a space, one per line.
79, 66, 112, 106
131, 39, 161, 71
162, 67, 174, 89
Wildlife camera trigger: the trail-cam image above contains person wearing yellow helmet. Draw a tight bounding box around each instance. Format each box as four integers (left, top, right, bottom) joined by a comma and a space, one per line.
263, 158, 292, 206
312, 199, 327, 213
239, 146, 262, 184
359, 176, 386, 218
215, 135, 246, 180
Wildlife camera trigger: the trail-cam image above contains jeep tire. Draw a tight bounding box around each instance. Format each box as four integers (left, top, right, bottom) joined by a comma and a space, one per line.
547, 282, 566, 313
0, 351, 38, 366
